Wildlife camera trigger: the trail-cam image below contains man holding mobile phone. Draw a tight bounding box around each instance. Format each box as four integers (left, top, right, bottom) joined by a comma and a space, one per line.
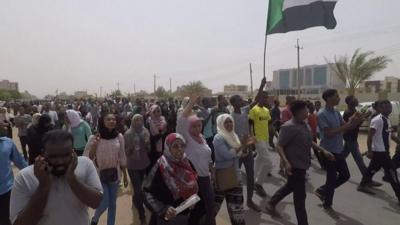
10, 130, 103, 225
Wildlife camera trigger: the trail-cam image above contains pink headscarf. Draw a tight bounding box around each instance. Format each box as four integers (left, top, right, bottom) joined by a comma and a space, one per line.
148, 105, 167, 152
188, 115, 204, 144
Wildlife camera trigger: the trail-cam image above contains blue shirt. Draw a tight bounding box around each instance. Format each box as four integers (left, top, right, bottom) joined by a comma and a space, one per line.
317, 107, 344, 154
212, 134, 241, 182
0, 137, 28, 194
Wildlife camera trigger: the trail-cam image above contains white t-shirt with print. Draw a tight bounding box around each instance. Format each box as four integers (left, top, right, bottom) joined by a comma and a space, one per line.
370, 114, 392, 152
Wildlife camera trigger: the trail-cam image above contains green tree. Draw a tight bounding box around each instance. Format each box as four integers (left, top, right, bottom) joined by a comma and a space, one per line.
0, 90, 21, 101
327, 48, 391, 95
176, 81, 212, 97
154, 86, 170, 99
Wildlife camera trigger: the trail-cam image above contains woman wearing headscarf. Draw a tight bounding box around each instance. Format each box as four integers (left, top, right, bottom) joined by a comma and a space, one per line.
177, 96, 215, 225
63, 109, 92, 156
143, 133, 199, 225
26, 114, 53, 164
147, 105, 167, 168
213, 114, 249, 225
84, 113, 128, 225
124, 114, 151, 225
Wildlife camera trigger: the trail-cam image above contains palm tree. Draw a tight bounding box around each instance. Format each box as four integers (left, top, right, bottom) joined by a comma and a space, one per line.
327, 48, 391, 95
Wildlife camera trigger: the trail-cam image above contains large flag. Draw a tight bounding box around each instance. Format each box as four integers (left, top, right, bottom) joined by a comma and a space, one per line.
267, 0, 338, 34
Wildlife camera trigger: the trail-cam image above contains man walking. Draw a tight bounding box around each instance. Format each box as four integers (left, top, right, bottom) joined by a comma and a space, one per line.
265, 100, 334, 225
314, 89, 362, 212
358, 100, 400, 204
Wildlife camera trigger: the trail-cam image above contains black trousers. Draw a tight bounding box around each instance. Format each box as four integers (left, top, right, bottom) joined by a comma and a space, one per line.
19, 135, 29, 160
206, 137, 215, 163
0, 191, 11, 225
270, 168, 308, 225
318, 154, 350, 207
361, 152, 400, 200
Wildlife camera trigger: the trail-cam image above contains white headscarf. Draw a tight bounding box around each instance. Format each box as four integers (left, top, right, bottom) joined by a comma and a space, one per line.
66, 110, 83, 128
216, 114, 241, 149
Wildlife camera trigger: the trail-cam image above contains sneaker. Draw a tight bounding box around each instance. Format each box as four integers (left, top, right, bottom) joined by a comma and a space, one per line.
368, 180, 383, 187
254, 183, 267, 198
357, 185, 376, 195
265, 201, 281, 218
247, 200, 261, 212
314, 188, 325, 203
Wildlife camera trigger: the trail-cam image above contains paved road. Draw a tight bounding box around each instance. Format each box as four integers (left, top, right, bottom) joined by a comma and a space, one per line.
11, 129, 400, 225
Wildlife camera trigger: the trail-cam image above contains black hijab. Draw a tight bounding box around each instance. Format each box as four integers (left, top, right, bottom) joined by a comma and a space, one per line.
37, 114, 53, 134
98, 114, 119, 140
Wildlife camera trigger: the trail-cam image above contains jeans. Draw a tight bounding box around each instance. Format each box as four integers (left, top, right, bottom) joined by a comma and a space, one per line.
343, 140, 367, 176
189, 176, 216, 225
0, 191, 11, 225
361, 152, 400, 200
128, 169, 146, 221
318, 154, 350, 207
19, 136, 28, 160
254, 141, 273, 184
239, 153, 255, 201
92, 181, 119, 225
270, 169, 308, 225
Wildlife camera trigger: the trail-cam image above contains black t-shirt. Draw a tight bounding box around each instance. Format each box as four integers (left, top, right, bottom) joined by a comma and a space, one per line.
343, 109, 360, 141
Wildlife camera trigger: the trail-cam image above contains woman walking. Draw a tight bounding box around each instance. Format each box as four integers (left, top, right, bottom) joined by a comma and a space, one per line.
177, 96, 215, 225
84, 113, 128, 225
64, 109, 92, 156
147, 105, 167, 168
143, 133, 199, 225
124, 114, 151, 225
213, 114, 249, 225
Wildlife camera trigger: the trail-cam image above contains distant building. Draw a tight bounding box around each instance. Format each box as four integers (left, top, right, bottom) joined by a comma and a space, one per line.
271, 64, 345, 96
223, 84, 248, 95
359, 76, 400, 93
0, 80, 19, 91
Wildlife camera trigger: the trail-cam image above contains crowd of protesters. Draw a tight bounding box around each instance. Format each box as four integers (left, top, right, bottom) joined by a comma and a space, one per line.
1, 79, 400, 225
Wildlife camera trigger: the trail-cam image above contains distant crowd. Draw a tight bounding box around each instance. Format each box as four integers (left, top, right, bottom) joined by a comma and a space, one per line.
1, 78, 400, 225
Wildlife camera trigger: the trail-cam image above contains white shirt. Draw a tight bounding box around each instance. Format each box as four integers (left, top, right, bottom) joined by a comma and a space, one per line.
10, 157, 103, 225
370, 114, 391, 152
176, 116, 212, 177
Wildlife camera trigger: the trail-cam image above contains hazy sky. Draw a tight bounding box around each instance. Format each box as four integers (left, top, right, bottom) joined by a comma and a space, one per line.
1, 0, 399, 97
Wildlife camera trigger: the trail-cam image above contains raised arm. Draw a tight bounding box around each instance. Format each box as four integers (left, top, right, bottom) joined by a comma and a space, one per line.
181, 96, 199, 118
249, 77, 267, 109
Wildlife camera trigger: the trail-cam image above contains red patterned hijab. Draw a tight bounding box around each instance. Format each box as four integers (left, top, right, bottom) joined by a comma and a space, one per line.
158, 133, 198, 200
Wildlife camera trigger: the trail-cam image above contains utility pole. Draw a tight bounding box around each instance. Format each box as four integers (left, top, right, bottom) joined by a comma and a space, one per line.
295, 39, 303, 99
153, 74, 157, 94
100, 86, 103, 98
169, 78, 172, 93
249, 63, 254, 98
133, 82, 136, 94
117, 82, 120, 91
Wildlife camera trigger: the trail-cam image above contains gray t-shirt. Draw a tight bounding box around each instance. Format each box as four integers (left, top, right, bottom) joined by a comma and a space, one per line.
278, 119, 312, 170
10, 157, 103, 225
